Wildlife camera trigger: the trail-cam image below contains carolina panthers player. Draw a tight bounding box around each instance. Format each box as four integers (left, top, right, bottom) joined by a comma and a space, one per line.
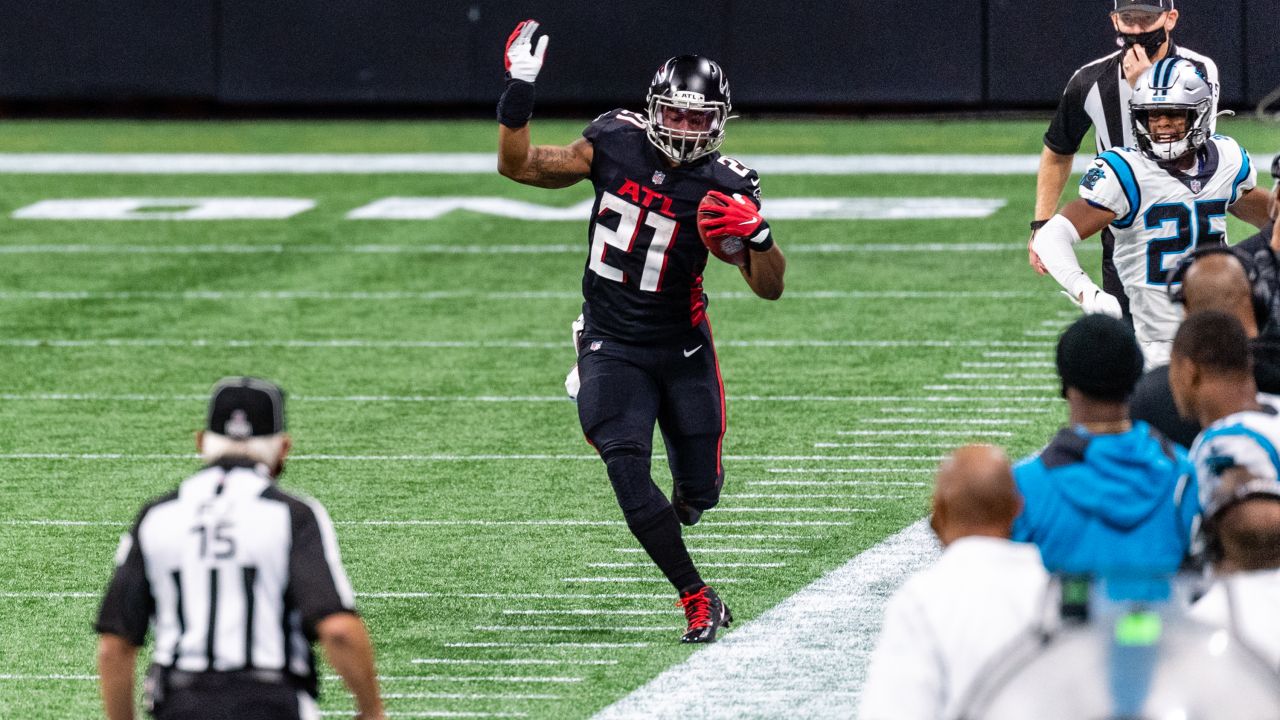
1033, 59, 1273, 368
495, 20, 786, 643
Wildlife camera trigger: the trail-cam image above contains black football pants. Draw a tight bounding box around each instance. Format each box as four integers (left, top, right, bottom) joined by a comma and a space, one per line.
576, 322, 726, 590
576, 322, 726, 521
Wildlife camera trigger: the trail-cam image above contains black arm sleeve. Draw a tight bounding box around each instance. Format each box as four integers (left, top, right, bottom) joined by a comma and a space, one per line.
284, 501, 355, 640
94, 524, 153, 646
1043, 75, 1093, 156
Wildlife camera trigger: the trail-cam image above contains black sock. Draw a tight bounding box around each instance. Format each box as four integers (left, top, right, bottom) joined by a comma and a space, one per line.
627, 509, 703, 593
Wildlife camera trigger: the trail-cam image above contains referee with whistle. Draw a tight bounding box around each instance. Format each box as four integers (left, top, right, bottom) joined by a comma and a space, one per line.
95, 377, 385, 720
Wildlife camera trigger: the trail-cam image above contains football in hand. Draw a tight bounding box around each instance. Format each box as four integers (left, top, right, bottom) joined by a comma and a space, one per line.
697, 192, 748, 267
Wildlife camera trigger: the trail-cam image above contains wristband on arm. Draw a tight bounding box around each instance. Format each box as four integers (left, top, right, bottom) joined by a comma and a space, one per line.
497, 79, 536, 129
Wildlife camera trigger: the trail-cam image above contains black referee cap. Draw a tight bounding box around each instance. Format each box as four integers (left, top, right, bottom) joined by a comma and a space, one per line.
1271, 152, 1279, 181
1056, 315, 1145, 402
207, 377, 286, 439
1112, 0, 1173, 13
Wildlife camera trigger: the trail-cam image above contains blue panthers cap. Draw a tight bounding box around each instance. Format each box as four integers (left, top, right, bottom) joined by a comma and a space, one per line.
1113, 0, 1173, 12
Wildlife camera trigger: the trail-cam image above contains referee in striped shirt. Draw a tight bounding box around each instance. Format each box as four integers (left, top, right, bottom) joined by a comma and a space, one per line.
95, 378, 385, 720
1029, 0, 1219, 319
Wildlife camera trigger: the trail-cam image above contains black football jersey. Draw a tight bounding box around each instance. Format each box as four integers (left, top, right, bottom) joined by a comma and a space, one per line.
579, 109, 762, 343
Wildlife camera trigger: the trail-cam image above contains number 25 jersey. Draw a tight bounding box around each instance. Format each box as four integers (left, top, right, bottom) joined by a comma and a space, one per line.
580, 109, 762, 343
1079, 135, 1257, 360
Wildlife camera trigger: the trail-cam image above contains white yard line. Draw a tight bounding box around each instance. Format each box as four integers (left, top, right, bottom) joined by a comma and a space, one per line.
748, 480, 929, 487
832, 430, 1014, 437
613, 548, 807, 555
714, 508, 877, 514
0, 289, 1039, 301
961, 361, 1054, 368
0, 242, 1023, 255
0, 152, 1131, 175
443, 642, 650, 649
730, 493, 908, 500
501, 610, 670, 617
411, 658, 621, 666
0, 337, 1052, 350
321, 712, 528, 719
859, 418, 1027, 425
0, 452, 973, 462
0, 518, 853, 529
591, 520, 939, 719
0, 392, 1063, 404
877, 406, 1052, 414
814, 442, 963, 449
373, 675, 583, 684
380, 693, 560, 701
943, 373, 1056, 380
921, 384, 1056, 392
0, 674, 98, 681
560, 578, 749, 584
474, 625, 670, 633
588, 562, 787, 569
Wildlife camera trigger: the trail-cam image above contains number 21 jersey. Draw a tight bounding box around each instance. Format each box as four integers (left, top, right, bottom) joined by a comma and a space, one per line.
580, 109, 762, 343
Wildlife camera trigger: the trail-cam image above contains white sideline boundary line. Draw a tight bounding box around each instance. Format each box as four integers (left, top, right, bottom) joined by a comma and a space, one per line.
0, 152, 1132, 175
591, 520, 939, 720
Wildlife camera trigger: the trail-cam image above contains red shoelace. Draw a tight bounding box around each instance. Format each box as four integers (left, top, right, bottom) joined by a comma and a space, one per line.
677, 587, 713, 628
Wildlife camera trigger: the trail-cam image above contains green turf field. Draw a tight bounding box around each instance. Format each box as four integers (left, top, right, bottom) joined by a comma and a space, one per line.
0, 116, 1274, 718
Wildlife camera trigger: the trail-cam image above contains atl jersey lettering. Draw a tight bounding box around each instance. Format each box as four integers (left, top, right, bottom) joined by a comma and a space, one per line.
1079, 135, 1257, 365
580, 109, 762, 342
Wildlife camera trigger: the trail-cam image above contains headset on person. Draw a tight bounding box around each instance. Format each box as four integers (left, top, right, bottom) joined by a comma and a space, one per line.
1165, 244, 1273, 332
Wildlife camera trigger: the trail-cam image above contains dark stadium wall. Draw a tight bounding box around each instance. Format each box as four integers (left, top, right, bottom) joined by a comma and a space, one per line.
0, 0, 1268, 109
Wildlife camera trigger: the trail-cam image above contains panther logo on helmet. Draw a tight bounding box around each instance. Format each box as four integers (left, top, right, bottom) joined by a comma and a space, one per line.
1130, 58, 1216, 164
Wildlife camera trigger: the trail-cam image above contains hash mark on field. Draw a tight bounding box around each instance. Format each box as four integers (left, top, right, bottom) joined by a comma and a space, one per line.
411, 658, 622, 666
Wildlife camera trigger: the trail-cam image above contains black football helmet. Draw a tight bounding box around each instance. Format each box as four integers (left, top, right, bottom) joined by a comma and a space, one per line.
645, 56, 733, 164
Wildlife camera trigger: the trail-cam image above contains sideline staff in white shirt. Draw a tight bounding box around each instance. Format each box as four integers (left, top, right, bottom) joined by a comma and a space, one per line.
859, 446, 1049, 720
95, 378, 385, 720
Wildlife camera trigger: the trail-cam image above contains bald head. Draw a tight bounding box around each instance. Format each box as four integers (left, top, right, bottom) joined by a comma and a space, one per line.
931, 445, 1022, 546
1182, 252, 1258, 336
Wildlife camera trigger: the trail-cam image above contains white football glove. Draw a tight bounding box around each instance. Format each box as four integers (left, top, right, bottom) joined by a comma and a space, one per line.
565, 313, 585, 401
1063, 285, 1123, 319
505, 20, 549, 83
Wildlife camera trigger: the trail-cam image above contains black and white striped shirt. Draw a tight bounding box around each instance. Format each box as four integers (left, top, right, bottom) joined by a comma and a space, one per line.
1044, 43, 1219, 156
95, 459, 356, 696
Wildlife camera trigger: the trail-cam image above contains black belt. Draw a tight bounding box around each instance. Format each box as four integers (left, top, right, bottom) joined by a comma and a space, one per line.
164, 667, 292, 690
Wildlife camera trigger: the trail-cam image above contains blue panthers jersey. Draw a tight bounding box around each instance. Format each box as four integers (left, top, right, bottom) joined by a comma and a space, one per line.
579, 109, 761, 343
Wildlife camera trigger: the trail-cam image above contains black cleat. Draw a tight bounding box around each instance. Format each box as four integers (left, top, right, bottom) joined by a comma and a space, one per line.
677, 585, 732, 643
672, 497, 702, 526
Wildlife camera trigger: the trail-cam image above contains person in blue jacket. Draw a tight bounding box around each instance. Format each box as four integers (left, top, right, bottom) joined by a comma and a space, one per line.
1013, 314, 1198, 576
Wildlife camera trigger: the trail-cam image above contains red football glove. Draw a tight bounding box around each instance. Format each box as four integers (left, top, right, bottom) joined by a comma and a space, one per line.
696, 190, 772, 250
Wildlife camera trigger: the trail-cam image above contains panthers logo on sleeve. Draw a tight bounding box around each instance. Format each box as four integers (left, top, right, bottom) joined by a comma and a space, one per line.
1081, 163, 1106, 191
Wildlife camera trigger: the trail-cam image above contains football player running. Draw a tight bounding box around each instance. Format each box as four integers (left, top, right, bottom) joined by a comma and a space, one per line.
496, 21, 786, 643
1033, 58, 1272, 368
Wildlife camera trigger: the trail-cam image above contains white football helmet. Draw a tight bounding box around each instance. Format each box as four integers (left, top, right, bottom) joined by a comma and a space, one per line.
1130, 58, 1215, 163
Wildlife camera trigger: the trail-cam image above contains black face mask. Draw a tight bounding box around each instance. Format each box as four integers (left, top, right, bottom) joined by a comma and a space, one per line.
1117, 27, 1168, 58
